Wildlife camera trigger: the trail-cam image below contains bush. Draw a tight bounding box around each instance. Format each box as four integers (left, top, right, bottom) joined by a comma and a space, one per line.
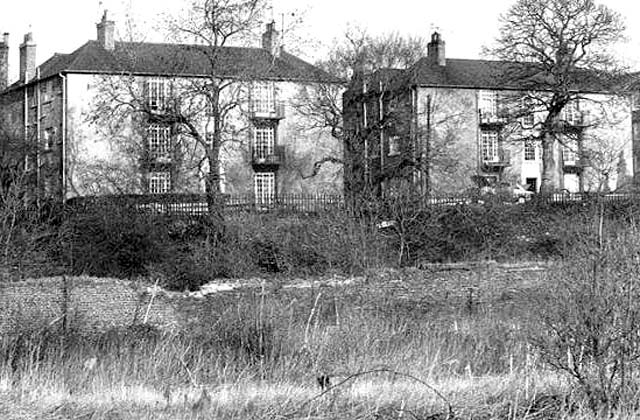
58, 202, 173, 278
526, 228, 640, 412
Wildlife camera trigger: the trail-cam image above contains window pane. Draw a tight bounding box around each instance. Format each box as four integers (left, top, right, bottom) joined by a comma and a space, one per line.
147, 78, 166, 110
149, 171, 170, 194
481, 131, 498, 161
252, 82, 275, 113
479, 91, 497, 116
254, 127, 275, 159
254, 173, 275, 205
563, 143, 577, 162
148, 124, 171, 158
522, 97, 534, 127
562, 100, 580, 125
524, 141, 536, 161
388, 135, 400, 156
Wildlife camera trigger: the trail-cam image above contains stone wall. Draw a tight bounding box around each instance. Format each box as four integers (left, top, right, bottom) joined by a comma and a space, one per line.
0, 276, 180, 335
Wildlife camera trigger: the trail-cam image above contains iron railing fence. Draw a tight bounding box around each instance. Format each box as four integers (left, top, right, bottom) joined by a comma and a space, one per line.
11, 191, 640, 219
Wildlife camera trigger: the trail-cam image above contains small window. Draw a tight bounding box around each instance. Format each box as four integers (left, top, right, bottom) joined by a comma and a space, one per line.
388, 135, 401, 156
254, 172, 275, 206
147, 124, 171, 158
563, 143, 578, 163
562, 100, 580, 125
251, 82, 275, 114
43, 127, 56, 151
149, 171, 171, 194
524, 141, 536, 161
479, 90, 498, 119
146, 78, 167, 111
522, 97, 534, 128
28, 87, 37, 108
41, 82, 49, 103
481, 130, 499, 161
254, 126, 275, 159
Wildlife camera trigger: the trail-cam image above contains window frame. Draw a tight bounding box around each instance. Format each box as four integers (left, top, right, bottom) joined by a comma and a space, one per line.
146, 78, 167, 111
147, 124, 171, 159
481, 130, 499, 162
521, 97, 535, 128
148, 171, 171, 194
251, 82, 276, 114
524, 140, 536, 161
254, 126, 275, 159
388, 135, 401, 157
561, 100, 580, 125
43, 127, 56, 151
562, 142, 578, 163
254, 172, 275, 206
479, 90, 498, 119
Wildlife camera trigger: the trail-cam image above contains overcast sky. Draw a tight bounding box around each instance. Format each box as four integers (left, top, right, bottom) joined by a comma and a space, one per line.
1, 0, 640, 83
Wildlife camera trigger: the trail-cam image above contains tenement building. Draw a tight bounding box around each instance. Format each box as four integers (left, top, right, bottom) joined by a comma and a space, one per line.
343, 32, 635, 198
0, 12, 343, 204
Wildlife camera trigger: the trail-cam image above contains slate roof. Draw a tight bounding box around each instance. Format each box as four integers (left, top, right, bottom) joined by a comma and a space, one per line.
407, 57, 620, 93
11, 40, 340, 89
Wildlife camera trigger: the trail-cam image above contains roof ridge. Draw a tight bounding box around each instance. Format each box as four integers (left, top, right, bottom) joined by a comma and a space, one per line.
114, 39, 266, 52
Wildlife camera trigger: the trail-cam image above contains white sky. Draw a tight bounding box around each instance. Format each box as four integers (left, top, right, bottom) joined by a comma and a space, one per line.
1, 0, 640, 83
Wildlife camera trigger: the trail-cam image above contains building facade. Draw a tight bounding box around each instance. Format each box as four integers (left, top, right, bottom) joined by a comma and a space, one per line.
343, 32, 635, 198
0, 13, 343, 205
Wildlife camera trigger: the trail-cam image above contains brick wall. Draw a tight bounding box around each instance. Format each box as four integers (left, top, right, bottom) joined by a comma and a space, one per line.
0, 276, 180, 335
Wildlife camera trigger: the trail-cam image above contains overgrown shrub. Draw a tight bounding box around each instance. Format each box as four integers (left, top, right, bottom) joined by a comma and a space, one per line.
57, 202, 173, 278
379, 197, 615, 265
7, 193, 640, 291
526, 228, 640, 413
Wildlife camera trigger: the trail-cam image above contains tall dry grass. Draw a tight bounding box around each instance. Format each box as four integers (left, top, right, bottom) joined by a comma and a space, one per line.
0, 268, 579, 420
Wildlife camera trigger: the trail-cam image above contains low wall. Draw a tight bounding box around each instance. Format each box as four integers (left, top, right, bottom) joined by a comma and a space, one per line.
0, 276, 180, 335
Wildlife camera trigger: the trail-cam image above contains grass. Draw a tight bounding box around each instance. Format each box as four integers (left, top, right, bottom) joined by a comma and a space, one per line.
0, 264, 637, 419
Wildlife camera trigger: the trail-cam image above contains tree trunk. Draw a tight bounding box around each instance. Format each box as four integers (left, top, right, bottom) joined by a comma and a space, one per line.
540, 132, 562, 194
205, 84, 225, 235
205, 142, 225, 235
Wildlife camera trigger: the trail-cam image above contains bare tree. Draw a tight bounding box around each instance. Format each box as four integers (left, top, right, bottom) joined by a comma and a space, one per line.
486, 0, 626, 193
293, 29, 429, 181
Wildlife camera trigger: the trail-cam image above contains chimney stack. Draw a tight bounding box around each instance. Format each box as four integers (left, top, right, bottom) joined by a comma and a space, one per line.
97, 10, 115, 50
427, 32, 446, 66
262, 21, 280, 58
0, 33, 8, 91
19, 32, 36, 83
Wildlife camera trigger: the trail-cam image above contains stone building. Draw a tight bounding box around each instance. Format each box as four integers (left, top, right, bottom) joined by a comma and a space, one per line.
0, 12, 343, 205
343, 32, 635, 198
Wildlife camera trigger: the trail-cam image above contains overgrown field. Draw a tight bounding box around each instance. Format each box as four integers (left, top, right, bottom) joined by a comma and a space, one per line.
3, 198, 640, 418
3, 232, 640, 419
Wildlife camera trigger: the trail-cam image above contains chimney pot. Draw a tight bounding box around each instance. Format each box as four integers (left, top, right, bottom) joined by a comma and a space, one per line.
19, 32, 36, 83
427, 31, 446, 66
97, 10, 115, 50
262, 21, 280, 58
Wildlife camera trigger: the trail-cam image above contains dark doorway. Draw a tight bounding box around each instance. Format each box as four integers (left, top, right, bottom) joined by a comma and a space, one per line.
525, 177, 537, 192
